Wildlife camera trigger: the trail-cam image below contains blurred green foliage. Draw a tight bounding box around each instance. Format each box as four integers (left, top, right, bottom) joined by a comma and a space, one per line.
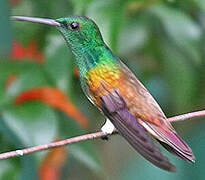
0, 0, 205, 179
0, 0, 12, 56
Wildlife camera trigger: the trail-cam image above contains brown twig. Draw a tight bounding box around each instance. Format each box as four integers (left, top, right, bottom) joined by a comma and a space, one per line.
168, 110, 205, 122
0, 110, 204, 160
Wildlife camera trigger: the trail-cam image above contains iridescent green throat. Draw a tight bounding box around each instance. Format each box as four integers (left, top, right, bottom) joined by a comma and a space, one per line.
56, 17, 118, 78
58, 32, 118, 78
73, 45, 118, 78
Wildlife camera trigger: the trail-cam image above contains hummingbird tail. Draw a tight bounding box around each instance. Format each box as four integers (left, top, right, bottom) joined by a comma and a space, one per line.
143, 123, 195, 163
101, 90, 176, 172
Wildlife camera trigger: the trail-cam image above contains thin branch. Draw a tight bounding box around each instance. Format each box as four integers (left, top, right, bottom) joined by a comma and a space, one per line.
0, 110, 204, 160
168, 110, 205, 122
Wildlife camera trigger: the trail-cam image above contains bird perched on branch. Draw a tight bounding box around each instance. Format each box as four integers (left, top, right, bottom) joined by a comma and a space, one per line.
12, 15, 195, 172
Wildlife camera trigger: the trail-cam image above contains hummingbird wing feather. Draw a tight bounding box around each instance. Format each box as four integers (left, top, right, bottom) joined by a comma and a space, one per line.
100, 90, 176, 172
141, 122, 195, 162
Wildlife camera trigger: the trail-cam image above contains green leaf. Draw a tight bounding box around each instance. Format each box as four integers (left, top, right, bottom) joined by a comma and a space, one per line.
117, 119, 204, 180
118, 16, 149, 55
117, 157, 189, 180
0, 0, 12, 56
193, 0, 205, 11
44, 35, 75, 94
12, 0, 44, 45
5, 66, 49, 97
183, 119, 205, 180
2, 103, 57, 147
71, 0, 94, 14
0, 63, 50, 107
0, 161, 20, 180
160, 42, 197, 112
30, 0, 73, 17
0, 60, 41, 77
87, 0, 128, 52
20, 156, 38, 180
0, 115, 38, 179
149, 4, 202, 65
1, 103, 58, 175
0, 61, 45, 106
57, 112, 103, 175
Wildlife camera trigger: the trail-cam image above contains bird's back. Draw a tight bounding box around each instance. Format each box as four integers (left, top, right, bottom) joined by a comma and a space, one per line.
85, 59, 194, 163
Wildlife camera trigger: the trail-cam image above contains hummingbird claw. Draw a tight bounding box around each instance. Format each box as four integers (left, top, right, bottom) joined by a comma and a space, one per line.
101, 134, 109, 141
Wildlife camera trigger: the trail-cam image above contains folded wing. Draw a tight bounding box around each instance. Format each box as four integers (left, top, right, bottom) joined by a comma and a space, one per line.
100, 90, 176, 172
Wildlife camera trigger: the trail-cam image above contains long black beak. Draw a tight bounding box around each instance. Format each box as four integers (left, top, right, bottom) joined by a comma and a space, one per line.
11, 16, 60, 27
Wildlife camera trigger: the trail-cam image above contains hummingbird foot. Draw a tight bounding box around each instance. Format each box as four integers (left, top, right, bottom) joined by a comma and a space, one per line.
101, 119, 115, 140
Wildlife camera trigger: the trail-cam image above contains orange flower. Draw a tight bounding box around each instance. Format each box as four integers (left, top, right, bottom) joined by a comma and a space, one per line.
39, 139, 67, 180
15, 87, 89, 128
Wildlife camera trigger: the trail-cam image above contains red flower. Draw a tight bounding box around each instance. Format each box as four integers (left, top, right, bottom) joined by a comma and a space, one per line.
15, 87, 89, 128
10, 0, 22, 6
11, 41, 44, 63
5, 41, 45, 88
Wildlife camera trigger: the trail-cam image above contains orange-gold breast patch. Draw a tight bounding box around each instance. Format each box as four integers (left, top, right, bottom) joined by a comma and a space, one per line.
85, 63, 121, 105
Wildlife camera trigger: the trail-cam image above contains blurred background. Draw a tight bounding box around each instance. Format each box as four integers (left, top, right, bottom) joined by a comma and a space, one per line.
0, 0, 205, 179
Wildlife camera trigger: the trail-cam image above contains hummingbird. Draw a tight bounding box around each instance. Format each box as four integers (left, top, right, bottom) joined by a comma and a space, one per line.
12, 16, 195, 172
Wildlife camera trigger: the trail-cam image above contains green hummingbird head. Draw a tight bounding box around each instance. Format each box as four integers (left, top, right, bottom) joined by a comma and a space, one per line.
56, 16, 104, 49
12, 16, 105, 50
12, 15, 116, 77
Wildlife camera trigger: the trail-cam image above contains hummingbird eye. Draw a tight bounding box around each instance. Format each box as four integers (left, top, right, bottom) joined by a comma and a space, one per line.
68, 22, 80, 31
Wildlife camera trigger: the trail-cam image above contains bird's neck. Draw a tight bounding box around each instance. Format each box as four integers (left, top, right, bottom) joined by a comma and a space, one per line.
70, 44, 118, 78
